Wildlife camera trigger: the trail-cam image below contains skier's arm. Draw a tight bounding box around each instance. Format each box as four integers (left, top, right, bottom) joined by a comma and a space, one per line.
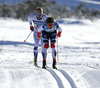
37, 25, 44, 38
57, 26, 62, 32
56, 24, 62, 37
28, 15, 34, 31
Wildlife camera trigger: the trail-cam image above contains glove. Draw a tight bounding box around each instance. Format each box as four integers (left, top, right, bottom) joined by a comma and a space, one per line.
57, 31, 62, 37
30, 26, 34, 31
37, 31, 41, 38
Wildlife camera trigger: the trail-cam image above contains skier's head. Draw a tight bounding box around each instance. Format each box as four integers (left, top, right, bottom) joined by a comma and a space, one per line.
36, 7, 43, 19
46, 17, 54, 29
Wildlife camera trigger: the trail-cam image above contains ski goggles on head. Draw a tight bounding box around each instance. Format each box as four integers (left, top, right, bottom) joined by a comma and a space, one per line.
47, 23, 54, 27
36, 13, 42, 15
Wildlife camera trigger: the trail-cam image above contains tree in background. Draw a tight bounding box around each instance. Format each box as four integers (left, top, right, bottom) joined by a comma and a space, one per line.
0, 0, 100, 21
0, 4, 13, 18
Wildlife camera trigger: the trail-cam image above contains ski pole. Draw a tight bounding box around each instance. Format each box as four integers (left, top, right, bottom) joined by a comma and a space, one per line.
57, 36, 59, 61
32, 38, 41, 62
24, 31, 32, 42
34, 34, 38, 40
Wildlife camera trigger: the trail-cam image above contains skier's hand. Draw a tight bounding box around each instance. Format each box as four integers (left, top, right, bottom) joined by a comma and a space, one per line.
37, 31, 41, 39
30, 26, 34, 31
57, 31, 62, 37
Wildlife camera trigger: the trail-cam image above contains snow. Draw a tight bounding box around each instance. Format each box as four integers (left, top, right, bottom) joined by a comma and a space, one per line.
0, 17, 100, 88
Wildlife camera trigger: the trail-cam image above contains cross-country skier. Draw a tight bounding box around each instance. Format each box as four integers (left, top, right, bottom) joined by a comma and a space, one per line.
37, 17, 62, 69
28, 7, 48, 66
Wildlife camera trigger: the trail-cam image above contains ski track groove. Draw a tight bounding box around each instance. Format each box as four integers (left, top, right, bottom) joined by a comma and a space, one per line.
58, 69, 77, 88
47, 68, 77, 88
47, 69, 64, 88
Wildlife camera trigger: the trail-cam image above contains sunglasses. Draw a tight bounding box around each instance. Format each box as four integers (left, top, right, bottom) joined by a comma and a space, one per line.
47, 24, 54, 27
36, 13, 42, 15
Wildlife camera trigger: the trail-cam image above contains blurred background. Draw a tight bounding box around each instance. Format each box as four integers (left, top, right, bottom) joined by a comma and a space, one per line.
0, 0, 100, 21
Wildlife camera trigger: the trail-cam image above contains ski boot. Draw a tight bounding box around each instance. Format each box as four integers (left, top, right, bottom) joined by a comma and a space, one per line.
52, 60, 57, 69
42, 60, 46, 69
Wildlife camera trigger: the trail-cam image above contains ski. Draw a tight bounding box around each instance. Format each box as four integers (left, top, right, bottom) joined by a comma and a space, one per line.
35, 65, 41, 68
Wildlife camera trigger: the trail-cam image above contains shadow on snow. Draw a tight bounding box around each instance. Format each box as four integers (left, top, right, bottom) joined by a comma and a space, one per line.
0, 40, 35, 46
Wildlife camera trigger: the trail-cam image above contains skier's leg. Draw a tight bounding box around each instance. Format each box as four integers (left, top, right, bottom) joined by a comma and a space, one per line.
51, 43, 57, 69
50, 31, 57, 69
44, 43, 49, 58
51, 44, 56, 59
33, 31, 39, 66
41, 37, 45, 58
42, 43, 49, 69
42, 31, 49, 68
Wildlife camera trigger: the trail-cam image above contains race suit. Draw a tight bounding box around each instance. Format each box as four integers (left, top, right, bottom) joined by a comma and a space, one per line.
37, 21, 62, 60
28, 13, 48, 59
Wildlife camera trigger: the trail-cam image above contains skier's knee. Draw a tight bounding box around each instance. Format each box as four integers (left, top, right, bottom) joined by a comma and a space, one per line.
44, 43, 49, 48
51, 43, 55, 48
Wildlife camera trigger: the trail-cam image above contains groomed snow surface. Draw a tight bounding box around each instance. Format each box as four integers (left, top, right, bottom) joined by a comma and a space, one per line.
0, 18, 100, 88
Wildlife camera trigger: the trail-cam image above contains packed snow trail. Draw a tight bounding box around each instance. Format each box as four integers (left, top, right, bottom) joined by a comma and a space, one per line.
0, 18, 100, 88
